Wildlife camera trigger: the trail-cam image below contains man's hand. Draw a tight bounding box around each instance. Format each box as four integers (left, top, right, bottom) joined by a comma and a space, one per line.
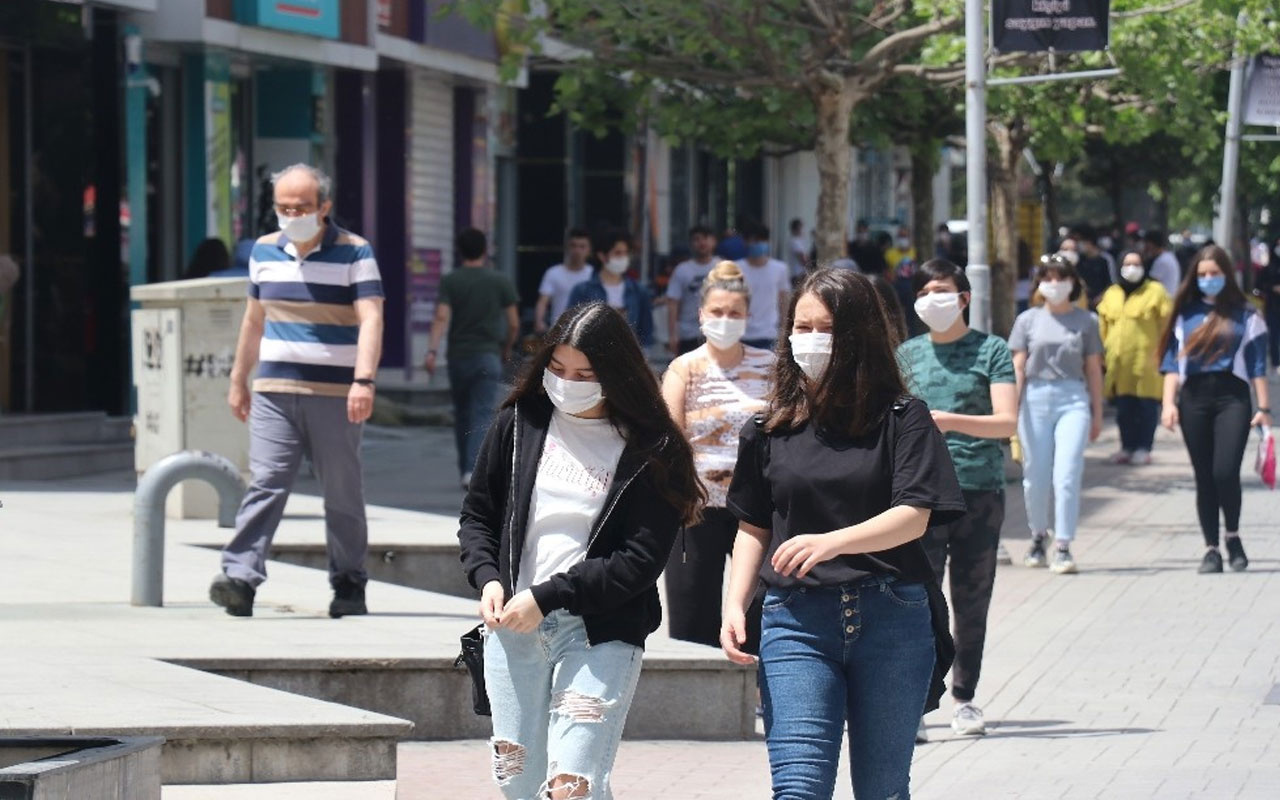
480, 581, 505, 628
719, 605, 756, 665
348, 383, 374, 424
496, 589, 544, 633
424, 351, 438, 377
228, 382, 252, 422
931, 410, 955, 433
772, 533, 843, 579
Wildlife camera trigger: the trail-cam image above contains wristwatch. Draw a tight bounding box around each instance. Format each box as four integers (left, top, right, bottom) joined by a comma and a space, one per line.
353, 378, 376, 387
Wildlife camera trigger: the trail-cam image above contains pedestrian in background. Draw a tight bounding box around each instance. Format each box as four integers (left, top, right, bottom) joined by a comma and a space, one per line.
1009, 255, 1104, 575
736, 221, 791, 350
666, 225, 719, 356
425, 227, 520, 488
662, 261, 773, 646
533, 227, 593, 335
787, 218, 810, 281
885, 224, 916, 277
568, 229, 654, 347
722, 269, 964, 800
900, 258, 1017, 740
1072, 225, 1115, 306
1254, 242, 1280, 373
1097, 250, 1172, 466
213, 164, 383, 619
458, 302, 703, 800
1144, 229, 1183, 297
1159, 245, 1270, 574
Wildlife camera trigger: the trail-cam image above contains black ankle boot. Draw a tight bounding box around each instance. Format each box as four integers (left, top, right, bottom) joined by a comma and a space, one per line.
1225, 537, 1248, 572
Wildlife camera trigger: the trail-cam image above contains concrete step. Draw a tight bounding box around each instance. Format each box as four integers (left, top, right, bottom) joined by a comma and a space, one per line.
0, 441, 135, 481
0, 412, 131, 447
164, 780, 395, 799
268, 542, 475, 600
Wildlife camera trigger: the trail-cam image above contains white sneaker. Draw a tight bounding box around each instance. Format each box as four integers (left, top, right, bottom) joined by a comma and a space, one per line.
915, 718, 929, 744
1109, 450, 1132, 464
1131, 450, 1151, 465
461, 471, 473, 489
996, 542, 1012, 565
951, 702, 986, 736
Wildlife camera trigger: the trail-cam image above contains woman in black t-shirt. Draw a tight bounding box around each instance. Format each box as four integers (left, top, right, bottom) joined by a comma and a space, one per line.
722, 268, 965, 800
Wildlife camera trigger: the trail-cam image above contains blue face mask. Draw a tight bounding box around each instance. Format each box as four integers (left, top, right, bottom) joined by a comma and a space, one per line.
1198, 275, 1226, 298
747, 242, 770, 259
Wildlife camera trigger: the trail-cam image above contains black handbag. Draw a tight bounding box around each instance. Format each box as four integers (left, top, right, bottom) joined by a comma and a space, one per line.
455, 624, 491, 716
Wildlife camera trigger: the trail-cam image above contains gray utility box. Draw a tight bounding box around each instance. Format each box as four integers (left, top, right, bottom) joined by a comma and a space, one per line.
131, 278, 250, 520
0, 736, 163, 800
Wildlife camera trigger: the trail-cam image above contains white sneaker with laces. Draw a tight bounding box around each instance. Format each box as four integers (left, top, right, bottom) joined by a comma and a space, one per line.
952, 702, 986, 736
996, 542, 1012, 565
1131, 449, 1152, 465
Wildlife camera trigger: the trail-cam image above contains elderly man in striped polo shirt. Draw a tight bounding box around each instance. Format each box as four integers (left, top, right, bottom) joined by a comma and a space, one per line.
210, 164, 384, 618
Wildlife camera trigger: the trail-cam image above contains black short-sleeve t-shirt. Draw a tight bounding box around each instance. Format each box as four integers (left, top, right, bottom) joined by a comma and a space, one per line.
726, 398, 967, 589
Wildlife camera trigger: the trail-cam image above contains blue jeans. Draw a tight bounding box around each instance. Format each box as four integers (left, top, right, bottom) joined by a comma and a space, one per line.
484, 611, 643, 800
1019, 379, 1091, 542
447, 351, 502, 476
759, 578, 936, 800
1114, 395, 1160, 453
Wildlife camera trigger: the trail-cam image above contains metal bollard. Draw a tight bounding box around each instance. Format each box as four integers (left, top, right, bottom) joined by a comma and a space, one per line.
132, 450, 246, 607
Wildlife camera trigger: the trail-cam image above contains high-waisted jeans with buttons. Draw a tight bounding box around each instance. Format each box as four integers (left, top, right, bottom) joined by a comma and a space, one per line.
483, 610, 643, 800
758, 577, 936, 800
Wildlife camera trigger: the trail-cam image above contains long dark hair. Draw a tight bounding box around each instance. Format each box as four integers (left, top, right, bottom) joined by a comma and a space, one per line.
1159, 244, 1248, 364
505, 302, 705, 523
765, 268, 908, 437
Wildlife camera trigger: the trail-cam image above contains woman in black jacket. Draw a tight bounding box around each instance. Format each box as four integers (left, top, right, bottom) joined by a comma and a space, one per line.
458, 302, 703, 800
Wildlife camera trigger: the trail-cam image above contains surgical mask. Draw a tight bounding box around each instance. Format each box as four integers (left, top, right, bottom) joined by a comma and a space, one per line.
747, 242, 770, 259
1120, 264, 1146, 284
1198, 275, 1226, 297
789, 332, 833, 382
604, 256, 630, 275
896, 237, 911, 250
277, 212, 321, 244
542, 369, 604, 415
913, 292, 964, 333
1057, 250, 1080, 267
1038, 281, 1073, 305
701, 316, 747, 349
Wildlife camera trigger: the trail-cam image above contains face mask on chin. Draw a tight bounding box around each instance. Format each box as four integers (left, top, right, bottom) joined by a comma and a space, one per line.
542, 369, 605, 416
789, 332, 833, 382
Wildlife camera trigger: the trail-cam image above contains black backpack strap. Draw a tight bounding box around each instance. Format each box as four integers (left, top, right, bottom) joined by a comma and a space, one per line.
891, 395, 914, 414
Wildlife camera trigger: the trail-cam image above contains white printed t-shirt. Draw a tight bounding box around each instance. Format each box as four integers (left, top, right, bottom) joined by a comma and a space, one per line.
516, 410, 627, 592
538, 263, 593, 325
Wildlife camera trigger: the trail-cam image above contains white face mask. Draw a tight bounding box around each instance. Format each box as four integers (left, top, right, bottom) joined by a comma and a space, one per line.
1120, 264, 1146, 284
789, 332, 833, 382
277, 212, 321, 244
1056, 249, 1080, 267
542, 369, 604, 416
604, 256, 630, 275
701, 316, 747, 349
1038, 280, 1073, 305
896, 237, 911, 250
914, 292, 964, 333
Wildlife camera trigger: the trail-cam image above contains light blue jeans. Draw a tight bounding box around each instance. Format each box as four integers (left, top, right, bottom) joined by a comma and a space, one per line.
484, 611, 643, 799
1019, 379, 1091, 542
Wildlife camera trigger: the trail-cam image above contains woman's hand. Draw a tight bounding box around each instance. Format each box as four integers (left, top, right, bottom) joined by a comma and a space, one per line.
719, 605, 756, 665
1161, 404, 1179, 431
1251, 410, 1272, 429
1089, 413, 1103, 442
496, 589, 544, 634
480, 580, 505, 628
771, 533, 843, 579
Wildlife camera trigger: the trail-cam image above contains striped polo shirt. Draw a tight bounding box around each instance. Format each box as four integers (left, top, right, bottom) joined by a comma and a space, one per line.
249, 224, 384, 397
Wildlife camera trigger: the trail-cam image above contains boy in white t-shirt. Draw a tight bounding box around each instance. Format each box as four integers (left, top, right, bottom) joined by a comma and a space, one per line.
534, 227, 593, 333
736, 221, 791, 350
665, 225, 718, 356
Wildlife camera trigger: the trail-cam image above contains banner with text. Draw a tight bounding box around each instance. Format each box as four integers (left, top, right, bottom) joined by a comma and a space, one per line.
992, 0, 1111, 52
1245, 54, 1280, 127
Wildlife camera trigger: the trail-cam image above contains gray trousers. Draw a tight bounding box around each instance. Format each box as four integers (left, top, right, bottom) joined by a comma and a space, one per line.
222, 392, 368, 589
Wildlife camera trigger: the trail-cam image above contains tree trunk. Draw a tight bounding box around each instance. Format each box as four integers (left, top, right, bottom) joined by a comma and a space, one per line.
988, 121, 1023, 338
1039, 159, 1059, 241
910, 145, 939, 260
811, 80, 858, 264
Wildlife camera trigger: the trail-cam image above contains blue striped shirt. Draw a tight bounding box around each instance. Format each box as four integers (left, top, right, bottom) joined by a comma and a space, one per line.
249, 224, 384, 396
1160, 301, 1268, 384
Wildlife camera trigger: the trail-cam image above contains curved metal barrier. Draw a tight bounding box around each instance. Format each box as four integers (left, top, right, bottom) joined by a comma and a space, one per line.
132, 451, 245, 607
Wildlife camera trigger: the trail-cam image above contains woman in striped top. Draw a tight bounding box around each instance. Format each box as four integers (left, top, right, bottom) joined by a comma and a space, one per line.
1159, 245, 1271, 573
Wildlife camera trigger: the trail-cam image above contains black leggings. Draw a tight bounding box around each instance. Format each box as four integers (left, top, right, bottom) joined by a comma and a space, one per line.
1178, 373, 1252, 546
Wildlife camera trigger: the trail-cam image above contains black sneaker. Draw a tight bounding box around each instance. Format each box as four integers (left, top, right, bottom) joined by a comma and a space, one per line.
1225, 538, 1249, 572
329, 578, 368, 618
1198, 548, 1224, 574
209, 573, 255, 617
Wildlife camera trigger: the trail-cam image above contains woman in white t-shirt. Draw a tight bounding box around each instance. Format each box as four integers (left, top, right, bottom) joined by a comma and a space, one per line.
661, 261, 774, 646
459, 302, 704, 800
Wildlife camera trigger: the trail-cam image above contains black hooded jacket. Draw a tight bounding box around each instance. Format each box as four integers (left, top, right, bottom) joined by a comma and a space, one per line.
457, 394, 682, 648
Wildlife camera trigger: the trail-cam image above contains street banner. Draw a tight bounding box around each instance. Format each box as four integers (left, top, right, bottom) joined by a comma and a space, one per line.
1244, 54, 1280, 127
992, 0, 1111, 53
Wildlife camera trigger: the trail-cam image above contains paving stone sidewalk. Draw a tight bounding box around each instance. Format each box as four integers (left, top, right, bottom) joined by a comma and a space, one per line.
396, 421, 1280, 799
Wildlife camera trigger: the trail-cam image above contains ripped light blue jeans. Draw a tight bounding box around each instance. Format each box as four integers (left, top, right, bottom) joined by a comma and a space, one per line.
484, 610, 643, 799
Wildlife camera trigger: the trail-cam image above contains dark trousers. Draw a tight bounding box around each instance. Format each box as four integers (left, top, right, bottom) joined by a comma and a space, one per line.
1114, 395, 1161, 452
447, 351, 502, 476
920, 489, 1004, 703
664, 507, 738, 647
1267, 302, 1280, 367
1178, 373, 1252, 546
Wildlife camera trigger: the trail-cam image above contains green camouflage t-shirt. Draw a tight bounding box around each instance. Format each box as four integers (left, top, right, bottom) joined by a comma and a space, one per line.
898, 329, 1015, 491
